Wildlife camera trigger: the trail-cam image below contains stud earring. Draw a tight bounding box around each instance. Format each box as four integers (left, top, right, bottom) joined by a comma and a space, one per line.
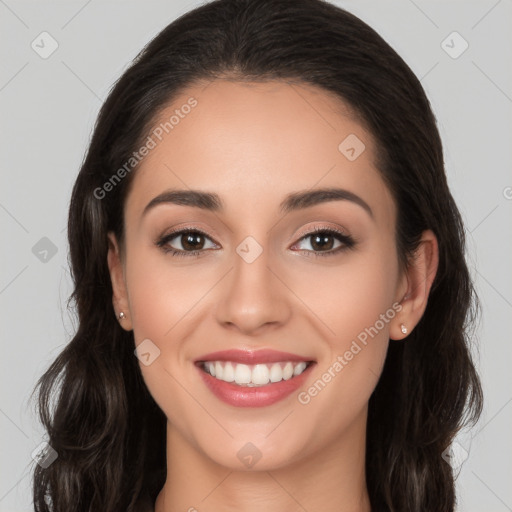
400, 324, 408, 335
118, 311, 126, 320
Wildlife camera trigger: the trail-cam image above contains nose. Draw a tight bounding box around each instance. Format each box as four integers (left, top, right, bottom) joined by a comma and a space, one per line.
214, 242, 291, 336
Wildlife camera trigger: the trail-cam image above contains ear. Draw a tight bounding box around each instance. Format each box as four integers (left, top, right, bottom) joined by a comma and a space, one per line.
390, 229, 439, 340
107, 231, 133, 331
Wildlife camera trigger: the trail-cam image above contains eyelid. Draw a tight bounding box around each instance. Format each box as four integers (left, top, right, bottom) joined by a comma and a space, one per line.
293, 223, 350, 241
156, 223, 218, 243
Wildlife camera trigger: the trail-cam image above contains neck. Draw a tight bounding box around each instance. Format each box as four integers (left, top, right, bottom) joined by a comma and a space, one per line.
155, 410, 371, 512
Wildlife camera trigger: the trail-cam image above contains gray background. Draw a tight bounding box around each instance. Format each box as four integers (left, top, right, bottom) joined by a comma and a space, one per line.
1, 0, 511, 510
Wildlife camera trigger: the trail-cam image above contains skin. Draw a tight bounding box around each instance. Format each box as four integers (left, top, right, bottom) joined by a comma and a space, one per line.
107, 79, 438, 512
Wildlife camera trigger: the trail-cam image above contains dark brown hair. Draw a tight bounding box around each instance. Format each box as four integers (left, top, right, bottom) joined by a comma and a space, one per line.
32, 0, 483, 510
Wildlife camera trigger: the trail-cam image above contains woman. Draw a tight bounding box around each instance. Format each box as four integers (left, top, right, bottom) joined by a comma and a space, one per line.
32, 0, 483, 510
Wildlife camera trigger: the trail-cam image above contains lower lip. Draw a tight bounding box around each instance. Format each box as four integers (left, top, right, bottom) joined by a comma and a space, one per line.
196, 363, 315, 407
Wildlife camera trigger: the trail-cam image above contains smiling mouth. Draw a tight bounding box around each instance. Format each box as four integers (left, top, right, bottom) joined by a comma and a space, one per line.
196, 360, 315, 387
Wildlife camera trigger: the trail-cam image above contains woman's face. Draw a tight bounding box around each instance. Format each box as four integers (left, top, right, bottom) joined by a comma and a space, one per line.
108, 79, 411, 470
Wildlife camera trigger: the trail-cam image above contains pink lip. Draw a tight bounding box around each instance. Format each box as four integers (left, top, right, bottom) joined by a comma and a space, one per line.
196, 362, 315, 408
195, 349, 314, 365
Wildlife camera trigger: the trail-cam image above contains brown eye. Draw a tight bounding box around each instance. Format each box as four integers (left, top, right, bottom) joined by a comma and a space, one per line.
180, 232, 206, 251
292, 228, 355, 257
156, 229, 218, 256
309, 232, 335, 251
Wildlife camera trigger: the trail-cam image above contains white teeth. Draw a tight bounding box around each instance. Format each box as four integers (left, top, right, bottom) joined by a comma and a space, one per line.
234, 363, 252, 384
282, 362, 294, 380
202, 360, 310, 387
269, 363, 282, 383
251, 364, 270, 385
293, 361, 307, 375
223, 362, 235, 382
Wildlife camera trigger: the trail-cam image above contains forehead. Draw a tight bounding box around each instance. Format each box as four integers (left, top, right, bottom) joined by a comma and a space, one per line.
124, 79, 395, 226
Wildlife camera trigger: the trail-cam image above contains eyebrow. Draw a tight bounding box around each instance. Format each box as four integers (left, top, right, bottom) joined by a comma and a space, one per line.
142, 187, 373, 218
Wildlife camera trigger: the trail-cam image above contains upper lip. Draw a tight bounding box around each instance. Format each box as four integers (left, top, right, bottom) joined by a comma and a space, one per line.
195, 349, 314, 365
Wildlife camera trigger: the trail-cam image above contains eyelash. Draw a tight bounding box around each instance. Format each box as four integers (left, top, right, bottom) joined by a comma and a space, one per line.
155, 226, 356, 259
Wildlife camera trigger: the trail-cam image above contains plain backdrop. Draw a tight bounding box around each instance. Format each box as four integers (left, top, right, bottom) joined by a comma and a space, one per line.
1, 1, 511, 510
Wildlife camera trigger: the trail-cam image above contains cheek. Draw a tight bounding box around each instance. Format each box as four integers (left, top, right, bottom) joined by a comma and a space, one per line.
289, 244, 399, 417
125, 247, 215, 342
124, 248, 219, 415
124, 249, 209, 435
289, 245, 399, 346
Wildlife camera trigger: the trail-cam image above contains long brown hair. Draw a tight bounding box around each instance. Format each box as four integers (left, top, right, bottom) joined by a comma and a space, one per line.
32, 1, 483, 510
